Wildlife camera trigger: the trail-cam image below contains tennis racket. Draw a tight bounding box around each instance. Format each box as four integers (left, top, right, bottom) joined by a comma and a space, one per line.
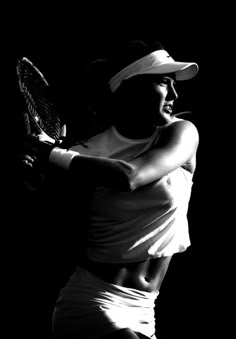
16, 56, 66, 141
16, 57, 67, 192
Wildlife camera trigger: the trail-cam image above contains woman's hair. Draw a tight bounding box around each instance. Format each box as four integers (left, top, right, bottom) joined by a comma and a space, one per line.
80, 39, 165, 137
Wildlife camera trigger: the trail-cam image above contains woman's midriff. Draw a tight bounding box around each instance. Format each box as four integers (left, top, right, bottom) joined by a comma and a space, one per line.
82, 256, 172, 293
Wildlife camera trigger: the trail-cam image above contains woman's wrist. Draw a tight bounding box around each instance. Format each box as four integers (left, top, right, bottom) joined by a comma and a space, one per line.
49, 147, 79, 170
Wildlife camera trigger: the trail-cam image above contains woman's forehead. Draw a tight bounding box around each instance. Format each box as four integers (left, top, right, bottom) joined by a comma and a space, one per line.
147, 73, 176, 81
120, 73, 177, 91
131, 73, 176, 84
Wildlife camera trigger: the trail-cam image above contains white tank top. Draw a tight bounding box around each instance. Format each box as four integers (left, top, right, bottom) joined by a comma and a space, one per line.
71, 123, 193, 263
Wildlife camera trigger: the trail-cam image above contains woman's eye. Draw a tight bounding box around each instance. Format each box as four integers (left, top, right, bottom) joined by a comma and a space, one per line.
158, 80, 168, 86
158, 79, 176, 87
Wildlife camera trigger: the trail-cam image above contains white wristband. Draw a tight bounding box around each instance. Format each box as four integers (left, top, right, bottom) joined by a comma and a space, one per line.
49, 147, 79, 170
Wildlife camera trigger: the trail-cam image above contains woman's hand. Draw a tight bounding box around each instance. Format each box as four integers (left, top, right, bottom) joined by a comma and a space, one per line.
16, 132, 56, 192
16, 152, 46, 192
22, 134, 55, 163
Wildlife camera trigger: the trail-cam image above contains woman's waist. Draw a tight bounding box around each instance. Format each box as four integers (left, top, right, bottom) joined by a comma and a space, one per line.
81, 256, 172, 293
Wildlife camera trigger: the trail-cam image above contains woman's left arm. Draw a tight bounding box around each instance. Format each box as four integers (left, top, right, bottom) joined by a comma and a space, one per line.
23, 120, 198, 192
128, 120, 199, 190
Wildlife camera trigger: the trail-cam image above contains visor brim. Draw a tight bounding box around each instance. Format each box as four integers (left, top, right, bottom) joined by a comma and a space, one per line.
144, 62, 199, 81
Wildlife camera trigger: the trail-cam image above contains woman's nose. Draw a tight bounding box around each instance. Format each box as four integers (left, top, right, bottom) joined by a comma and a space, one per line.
169, 85, 178, 100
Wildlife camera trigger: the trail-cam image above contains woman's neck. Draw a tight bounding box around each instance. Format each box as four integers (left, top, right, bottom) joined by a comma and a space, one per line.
114, 122, 156, 140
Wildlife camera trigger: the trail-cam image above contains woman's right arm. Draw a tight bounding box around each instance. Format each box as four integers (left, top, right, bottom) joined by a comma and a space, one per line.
25, 118, 198, 192
49, 148, 136, 191
49, 119, 198, 192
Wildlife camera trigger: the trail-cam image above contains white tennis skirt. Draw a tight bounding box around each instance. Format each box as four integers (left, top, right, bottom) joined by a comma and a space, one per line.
52, 265, 159, 338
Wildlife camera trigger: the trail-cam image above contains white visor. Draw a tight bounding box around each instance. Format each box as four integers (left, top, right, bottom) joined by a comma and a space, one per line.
109, 50, 199, 92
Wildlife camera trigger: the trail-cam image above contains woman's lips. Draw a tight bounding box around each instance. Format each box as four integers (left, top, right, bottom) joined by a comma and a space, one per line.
163, 105, 173, 114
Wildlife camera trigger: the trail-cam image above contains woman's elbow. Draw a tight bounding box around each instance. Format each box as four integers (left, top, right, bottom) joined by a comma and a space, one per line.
125, 177, 137, 192
117, 161, 138, 192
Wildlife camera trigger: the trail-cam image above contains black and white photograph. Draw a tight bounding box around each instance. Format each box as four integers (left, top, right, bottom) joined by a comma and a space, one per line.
4, 4, 230, 339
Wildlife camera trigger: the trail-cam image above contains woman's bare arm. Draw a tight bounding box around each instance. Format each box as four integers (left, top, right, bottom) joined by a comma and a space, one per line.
128, 120, 199, 190
49, 119, 198, 192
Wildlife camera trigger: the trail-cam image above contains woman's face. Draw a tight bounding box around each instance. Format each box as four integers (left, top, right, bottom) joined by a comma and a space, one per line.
122, 74, 179, 127
149, 74, 178, 125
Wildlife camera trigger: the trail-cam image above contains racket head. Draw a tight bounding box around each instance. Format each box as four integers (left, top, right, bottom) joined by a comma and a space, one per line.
16, 57, 66, 140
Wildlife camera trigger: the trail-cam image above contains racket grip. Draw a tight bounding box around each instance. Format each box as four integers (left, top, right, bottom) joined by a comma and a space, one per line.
20, 112, 31, 136
20, 111, 42, 137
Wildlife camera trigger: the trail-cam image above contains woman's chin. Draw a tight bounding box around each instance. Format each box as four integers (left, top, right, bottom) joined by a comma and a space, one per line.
155, 113, 173, 126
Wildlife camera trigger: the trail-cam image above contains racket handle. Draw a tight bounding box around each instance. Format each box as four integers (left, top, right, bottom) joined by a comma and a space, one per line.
21, 111, 42, 137
20, 112, 31, 136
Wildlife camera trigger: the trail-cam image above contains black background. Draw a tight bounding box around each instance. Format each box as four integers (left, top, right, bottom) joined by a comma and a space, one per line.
3, 4, 231, 339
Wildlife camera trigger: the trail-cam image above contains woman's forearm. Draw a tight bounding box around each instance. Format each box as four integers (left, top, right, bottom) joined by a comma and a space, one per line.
49, 147, 136, 191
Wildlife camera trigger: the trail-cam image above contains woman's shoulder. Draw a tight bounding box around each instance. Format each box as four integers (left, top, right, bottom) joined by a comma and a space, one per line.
163, 115, 197, 127
161, 117, 199, 142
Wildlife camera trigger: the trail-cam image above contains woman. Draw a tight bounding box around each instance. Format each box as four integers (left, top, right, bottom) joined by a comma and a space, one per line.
25, 40, 199, 338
